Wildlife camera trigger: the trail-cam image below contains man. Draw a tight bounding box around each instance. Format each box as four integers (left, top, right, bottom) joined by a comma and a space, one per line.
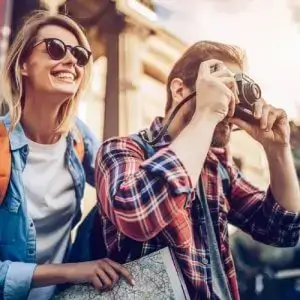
95, 41, 300, 299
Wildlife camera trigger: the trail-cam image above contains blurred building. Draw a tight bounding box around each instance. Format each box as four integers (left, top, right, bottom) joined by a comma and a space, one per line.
0, 0, 12, 69
1, 0, 270, 217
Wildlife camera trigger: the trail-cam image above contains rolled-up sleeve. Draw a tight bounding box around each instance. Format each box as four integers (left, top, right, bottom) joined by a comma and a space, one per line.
228, 168, 300, 247
140, 147, 193, 196
3, 262, 36, 300
95, 137, 193, 242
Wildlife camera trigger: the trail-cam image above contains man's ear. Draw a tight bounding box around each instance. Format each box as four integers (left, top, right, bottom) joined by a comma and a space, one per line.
20, 62, 28, 76
170, 78, 185, 106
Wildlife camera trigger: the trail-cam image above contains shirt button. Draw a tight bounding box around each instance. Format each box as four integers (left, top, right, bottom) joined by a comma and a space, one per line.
202, 258, 209, 265
29, 222, 34, 228
28, 249, 34, 255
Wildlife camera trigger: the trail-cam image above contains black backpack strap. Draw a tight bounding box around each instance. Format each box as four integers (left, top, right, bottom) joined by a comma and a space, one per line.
218, 162, 231, 199
68, 205, 107, 262
130, 130, 156, 159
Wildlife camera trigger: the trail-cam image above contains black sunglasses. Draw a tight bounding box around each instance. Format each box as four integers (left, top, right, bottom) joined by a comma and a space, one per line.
33, 38, 91, 67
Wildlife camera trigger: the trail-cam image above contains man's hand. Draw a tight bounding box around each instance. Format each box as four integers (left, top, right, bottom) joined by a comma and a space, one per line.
193, 59, 239, 123
230, 98, 290, 150
230, 99, 300, 213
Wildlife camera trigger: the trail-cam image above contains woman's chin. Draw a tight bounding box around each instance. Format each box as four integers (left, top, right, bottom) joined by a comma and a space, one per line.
50, 77, 78, 97
50, 85, 78, 99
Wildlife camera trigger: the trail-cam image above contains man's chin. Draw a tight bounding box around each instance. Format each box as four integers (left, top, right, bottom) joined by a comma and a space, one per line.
211, 132, 231, 148
210, 138, 230, 148
211, 122, 232, 148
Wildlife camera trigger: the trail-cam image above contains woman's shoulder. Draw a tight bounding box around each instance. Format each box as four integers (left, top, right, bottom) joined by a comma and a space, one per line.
0, 114, 11, 136
0, 113, 11, 126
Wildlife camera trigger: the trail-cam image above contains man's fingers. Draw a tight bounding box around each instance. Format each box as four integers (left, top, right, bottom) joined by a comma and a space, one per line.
219, 77, 239, 105
105, 259, 135, 286
212, 68, 234, 78
227, 93, 236, 118
253, 99, 265, 119
198, 59, 225, 77
230, 117, 253, 135
219, 77, 235, 90
266, 109, 279, 131
260, 105, 270, 130
212, 68, 239, 104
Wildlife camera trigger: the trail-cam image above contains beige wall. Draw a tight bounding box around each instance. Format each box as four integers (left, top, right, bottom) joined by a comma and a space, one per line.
230, 130, 269, 189
77, 57, 106, 219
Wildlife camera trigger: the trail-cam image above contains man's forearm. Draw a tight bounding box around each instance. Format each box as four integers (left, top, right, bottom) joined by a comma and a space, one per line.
265, 145, 300, 212
169, 112, 219, 187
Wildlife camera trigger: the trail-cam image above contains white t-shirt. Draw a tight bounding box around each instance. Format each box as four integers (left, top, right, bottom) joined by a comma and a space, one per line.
23, 136, 76, 300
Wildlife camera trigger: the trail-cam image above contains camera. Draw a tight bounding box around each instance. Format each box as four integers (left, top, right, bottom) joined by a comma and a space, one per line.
210, 64, 261, 124
234, 73, 261, 124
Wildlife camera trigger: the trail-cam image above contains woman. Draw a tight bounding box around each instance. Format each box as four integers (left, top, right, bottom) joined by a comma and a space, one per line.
0, 10, 133, 300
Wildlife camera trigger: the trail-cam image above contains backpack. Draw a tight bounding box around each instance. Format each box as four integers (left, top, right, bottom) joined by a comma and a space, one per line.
0, 122, 85, 206
69, 131, 231, 263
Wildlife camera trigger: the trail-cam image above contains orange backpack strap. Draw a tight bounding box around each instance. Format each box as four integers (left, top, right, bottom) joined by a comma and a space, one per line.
0, 123, 11, 205
73, 126, 85, 162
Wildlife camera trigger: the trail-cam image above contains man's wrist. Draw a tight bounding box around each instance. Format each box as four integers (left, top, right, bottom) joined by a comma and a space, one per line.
264, 143, 291, 161
189, 110, 220, 130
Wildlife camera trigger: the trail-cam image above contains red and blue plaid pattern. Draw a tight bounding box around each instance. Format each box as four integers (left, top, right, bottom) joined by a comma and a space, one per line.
95, 117, 300, 299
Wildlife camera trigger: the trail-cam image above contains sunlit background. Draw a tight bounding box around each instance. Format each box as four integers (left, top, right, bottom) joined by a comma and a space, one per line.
155, 0, 300, 118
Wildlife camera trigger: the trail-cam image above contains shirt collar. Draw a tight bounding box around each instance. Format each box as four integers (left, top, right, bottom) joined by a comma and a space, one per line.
2, 113, 78, 150
2, 113, 28, 151
69, 125, 81, 143
146, 117, 172, 149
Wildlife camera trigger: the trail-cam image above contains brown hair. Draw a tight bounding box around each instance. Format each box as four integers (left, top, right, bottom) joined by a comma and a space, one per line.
0, 10, 92, 132
165, 40, 245, 113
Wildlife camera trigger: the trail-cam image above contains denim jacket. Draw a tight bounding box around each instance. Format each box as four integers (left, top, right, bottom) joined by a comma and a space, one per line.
0, 114, 100, 300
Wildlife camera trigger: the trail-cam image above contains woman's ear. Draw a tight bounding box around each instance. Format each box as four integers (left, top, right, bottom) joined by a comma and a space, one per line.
20, 62, 28, 76
170, 78, 185, 106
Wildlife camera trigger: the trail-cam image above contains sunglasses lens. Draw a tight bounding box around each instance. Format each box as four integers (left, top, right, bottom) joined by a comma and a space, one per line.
47, 39, 66, 60
71, 47, 90, 67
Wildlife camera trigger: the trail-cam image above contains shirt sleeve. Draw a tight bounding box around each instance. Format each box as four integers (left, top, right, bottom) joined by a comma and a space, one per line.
1, 261, 36, 300
95, 137, 193, 241
228, 165, 300, 247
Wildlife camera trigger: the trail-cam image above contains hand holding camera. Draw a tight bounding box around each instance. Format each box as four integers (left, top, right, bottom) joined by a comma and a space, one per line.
221, 65, 289, 149
195, 59, 290, 149
194, 59, 239, 123
232, 73, 261, 125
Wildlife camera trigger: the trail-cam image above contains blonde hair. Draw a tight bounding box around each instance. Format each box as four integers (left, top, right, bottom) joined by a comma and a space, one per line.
0, 10, 92, 132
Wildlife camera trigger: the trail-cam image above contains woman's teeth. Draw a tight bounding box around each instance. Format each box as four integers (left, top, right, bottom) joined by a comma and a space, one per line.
54, 72, 75, 82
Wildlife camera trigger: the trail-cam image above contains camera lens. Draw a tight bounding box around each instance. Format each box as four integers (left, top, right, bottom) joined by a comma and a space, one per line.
244, 83, 261, 104
251, 83, 261, 99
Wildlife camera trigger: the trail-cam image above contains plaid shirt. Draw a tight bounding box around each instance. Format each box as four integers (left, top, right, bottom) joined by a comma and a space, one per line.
95, 117, 300, 300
